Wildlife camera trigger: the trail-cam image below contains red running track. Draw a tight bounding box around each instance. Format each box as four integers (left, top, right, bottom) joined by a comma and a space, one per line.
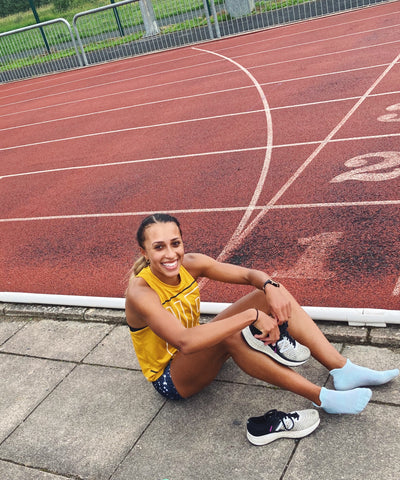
1, 2, 399, 309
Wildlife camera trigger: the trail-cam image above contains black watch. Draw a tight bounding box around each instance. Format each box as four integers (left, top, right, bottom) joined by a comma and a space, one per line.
262, 279, 280, 292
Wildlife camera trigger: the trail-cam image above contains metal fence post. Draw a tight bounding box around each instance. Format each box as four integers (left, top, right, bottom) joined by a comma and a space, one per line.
110, 0, 126, 37
209, 0, 221, 38
139, 0, 160, 36
28, 0, 51, 53
202, 0, 214, 39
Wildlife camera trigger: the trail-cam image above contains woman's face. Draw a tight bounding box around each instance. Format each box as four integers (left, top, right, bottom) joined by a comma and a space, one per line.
141, 222, 184, 285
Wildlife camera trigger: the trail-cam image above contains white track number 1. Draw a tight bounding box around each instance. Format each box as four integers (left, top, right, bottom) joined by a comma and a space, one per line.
273, 232, 344, 280
330, 152, 400, 183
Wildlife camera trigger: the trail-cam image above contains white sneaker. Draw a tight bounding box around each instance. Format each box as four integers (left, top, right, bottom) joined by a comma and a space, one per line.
242, 321, 310, 367
247, 409, 320, 445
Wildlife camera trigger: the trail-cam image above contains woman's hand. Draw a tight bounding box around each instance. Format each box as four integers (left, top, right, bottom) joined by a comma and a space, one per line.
252, 310, 280, 344
264, 286, 292, 325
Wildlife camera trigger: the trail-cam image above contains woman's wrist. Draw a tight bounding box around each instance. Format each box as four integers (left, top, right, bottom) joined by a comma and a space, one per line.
251, 308, 259, 326
262, 279, 280, 292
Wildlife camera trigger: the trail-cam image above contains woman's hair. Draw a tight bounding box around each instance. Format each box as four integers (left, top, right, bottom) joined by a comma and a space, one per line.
128, 213, 182, 280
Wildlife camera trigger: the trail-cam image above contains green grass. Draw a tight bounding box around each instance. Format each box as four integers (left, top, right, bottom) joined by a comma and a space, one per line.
255, 0, 312, 13
0, 1, 107, 33
0, 46, 80, 72
0, 0, 312, 74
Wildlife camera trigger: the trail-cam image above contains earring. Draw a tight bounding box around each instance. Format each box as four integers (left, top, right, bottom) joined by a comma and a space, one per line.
145, 258, 150, 265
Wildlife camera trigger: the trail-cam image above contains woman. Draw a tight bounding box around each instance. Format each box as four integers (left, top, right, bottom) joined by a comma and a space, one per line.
125, 213, 398, 442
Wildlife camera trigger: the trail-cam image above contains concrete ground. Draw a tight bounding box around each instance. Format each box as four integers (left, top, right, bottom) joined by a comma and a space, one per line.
0, 303, 399, 480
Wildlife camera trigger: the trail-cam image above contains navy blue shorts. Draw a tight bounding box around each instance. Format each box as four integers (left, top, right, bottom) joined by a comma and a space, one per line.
152, 362, 183, 400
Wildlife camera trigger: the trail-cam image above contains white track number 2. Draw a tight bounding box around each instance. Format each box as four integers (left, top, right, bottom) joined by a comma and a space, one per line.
330, 152, 400, 183
377, 103, 400, 122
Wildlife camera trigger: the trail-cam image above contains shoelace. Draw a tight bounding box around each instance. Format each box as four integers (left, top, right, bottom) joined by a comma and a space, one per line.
278, 321, 296, 347
264, 409, 300, 432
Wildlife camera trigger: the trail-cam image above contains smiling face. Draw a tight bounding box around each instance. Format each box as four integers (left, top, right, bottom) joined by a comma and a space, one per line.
140, 221, 184, 285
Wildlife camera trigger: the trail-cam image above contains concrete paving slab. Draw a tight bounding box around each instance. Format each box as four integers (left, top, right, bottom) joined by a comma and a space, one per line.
0, 461, 70, 480
0, 320, 113, 362
111, 382, 315, 480
0, 318, 27, 345
0, 354, 74, 443
285, 403, 400, 480
370, 326, 400, 346
3, 303, 87, 320
317, 322, 369, 344
83, 324, 140, 370
84, 308, 126, 324
0, 364, 164, 480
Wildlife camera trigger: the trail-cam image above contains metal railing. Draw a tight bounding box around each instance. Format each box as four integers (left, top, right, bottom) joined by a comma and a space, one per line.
0, 18, 82, 84
0, 0, 393, 83
72, 0, 215, 66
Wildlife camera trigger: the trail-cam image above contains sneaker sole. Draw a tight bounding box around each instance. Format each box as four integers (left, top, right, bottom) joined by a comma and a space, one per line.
247, 417, 320, 446
241, 327, 308, 367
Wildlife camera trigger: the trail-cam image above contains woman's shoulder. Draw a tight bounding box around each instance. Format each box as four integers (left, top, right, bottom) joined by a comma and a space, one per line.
183, 252, 214, 277
126, 276, 157, 306
125, 276, 161, 327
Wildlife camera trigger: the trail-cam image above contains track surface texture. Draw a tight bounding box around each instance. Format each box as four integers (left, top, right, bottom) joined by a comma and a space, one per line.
1, 2, 399, 309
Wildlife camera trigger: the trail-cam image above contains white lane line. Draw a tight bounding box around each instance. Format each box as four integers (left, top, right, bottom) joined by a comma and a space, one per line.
0, 146, 267, 180
214, 50, 400, 261
2, 200, 400, 223
393, 276, 400, 296
0, 109, 265, 152
249, 39, 400, 73
2, 133, 399, 180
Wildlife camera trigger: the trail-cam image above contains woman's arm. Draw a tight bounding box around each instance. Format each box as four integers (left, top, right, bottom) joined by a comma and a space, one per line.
183, 252, 292, 324
125, 279, 280, 354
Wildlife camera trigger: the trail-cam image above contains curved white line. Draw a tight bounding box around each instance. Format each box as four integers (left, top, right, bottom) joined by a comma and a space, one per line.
192, 47, 273, 262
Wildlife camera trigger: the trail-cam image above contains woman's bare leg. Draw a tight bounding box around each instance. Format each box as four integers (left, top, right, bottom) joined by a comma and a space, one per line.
170, 325, 373, 414
170, 344, 230, 398
170, 334, 321, 402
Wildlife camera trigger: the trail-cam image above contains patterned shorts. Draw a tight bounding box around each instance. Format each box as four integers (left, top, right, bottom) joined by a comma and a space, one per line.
152, 362, 183, 400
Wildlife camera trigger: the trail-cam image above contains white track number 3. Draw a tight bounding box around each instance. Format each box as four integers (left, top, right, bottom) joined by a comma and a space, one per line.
330, 152, 400, 183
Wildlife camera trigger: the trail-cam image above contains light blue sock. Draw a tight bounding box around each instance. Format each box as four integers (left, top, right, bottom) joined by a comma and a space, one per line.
315, 387, 372, 414
331, 359, 399, 391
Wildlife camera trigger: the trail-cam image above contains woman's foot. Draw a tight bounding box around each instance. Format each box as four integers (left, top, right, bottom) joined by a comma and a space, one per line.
315, 387, 372, 414
330, 359, 399, 390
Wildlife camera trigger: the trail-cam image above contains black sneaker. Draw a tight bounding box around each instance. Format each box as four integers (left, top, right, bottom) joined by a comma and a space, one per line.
241, 321, 310, 367
246, 409, 320, 446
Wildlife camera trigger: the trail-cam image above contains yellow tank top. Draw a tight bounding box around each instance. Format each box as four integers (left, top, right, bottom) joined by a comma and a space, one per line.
130, 265, 200, 381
